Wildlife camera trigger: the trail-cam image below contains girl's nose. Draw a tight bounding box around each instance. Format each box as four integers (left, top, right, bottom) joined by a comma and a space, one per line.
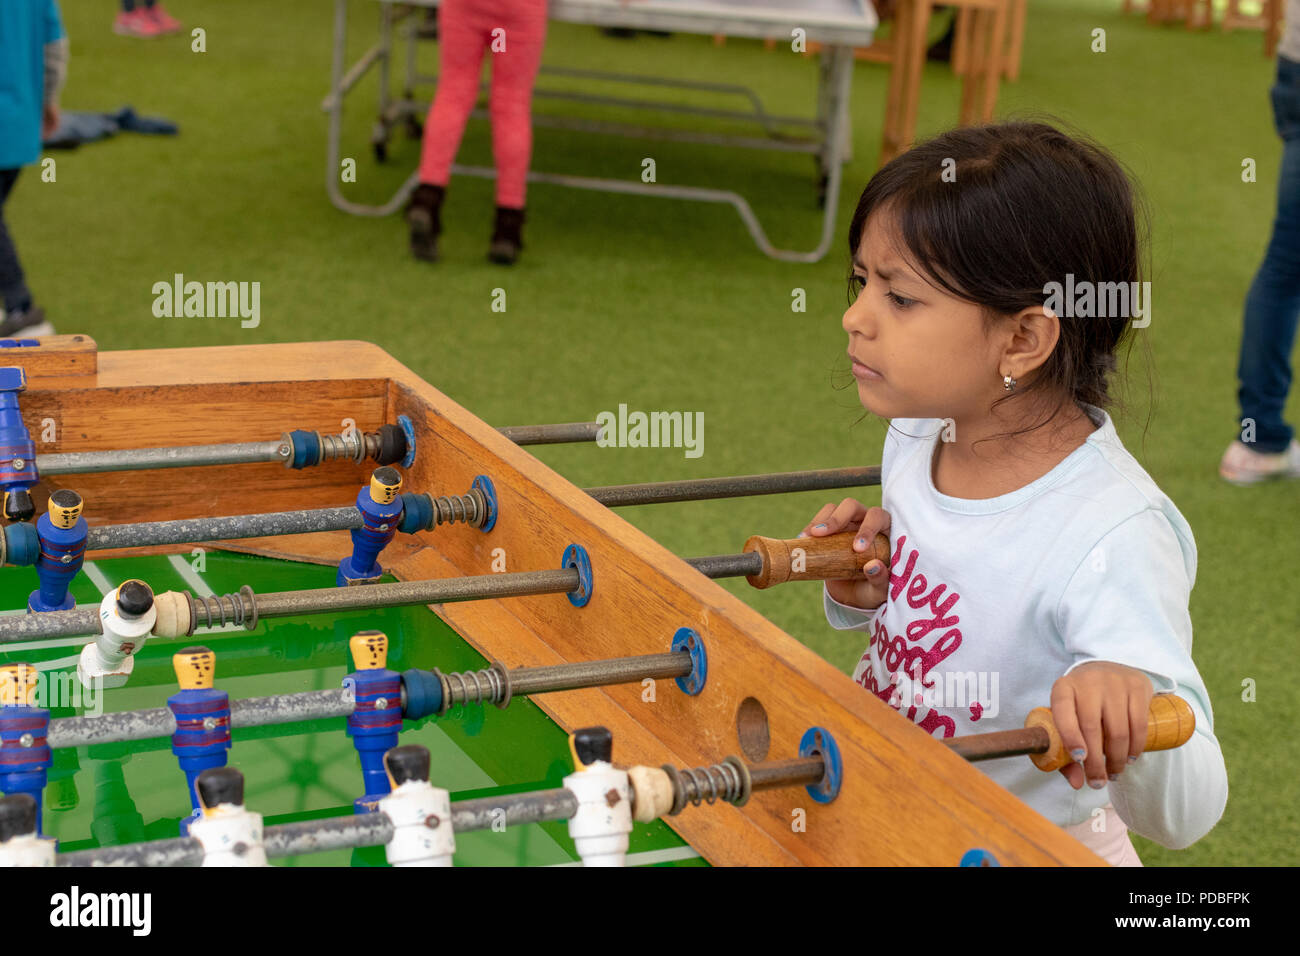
843, 298, 873, 338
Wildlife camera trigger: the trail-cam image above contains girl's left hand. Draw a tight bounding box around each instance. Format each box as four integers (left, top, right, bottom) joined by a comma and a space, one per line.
1049, 662, 1154, 791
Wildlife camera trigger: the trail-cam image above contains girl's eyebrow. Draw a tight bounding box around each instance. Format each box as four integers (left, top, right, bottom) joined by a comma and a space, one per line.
854, 257, 913, 283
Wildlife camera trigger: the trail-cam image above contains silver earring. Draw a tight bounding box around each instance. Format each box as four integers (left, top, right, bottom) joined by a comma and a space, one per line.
1003, 373, 1017, 392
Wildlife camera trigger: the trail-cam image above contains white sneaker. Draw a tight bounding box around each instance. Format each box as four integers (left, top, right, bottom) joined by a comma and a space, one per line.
1218, 439, 1300, 485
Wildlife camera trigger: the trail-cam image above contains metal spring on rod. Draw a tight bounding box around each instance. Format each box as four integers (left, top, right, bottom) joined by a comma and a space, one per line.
662, 756, 752, 815
316, 430, 378, 465
433, 662, 512, 715
185, 585, 258, 635
429, 490, 485, 528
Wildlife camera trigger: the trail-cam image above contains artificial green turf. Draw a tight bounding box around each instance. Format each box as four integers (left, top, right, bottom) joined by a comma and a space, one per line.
8, 0, 1297, 865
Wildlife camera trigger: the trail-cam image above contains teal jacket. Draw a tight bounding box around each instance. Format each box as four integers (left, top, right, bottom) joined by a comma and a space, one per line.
0, 0, 65, 169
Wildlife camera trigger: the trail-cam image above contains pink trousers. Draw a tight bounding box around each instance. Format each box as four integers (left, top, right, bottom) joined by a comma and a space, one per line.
1065, 805, 1144, 867
417, 0, 548, 209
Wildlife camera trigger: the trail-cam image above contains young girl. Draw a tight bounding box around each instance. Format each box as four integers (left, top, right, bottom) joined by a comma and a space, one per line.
806, 121, 1228, 866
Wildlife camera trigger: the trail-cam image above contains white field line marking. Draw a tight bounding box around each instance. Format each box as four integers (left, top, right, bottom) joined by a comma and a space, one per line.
545, 846, 702, 867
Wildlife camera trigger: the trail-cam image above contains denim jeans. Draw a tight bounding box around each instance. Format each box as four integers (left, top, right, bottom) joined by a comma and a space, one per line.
0, 167, 32, 316
1237, 55, 1300, 452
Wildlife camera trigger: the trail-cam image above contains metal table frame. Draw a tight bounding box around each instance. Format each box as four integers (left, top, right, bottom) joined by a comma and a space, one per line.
323, 0, 877, 262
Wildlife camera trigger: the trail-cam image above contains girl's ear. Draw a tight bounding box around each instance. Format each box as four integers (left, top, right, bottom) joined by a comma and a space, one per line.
1002, 305, 1061, 378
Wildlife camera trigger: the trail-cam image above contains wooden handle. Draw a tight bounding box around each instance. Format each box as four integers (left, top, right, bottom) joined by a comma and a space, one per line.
743, 531, 890, 590
1026, 694, 1196, 772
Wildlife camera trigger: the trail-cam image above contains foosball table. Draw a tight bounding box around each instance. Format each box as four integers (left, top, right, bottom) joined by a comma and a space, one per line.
0, 336, 1196, 866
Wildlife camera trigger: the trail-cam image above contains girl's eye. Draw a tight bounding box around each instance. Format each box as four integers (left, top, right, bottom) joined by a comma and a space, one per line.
886, 291, 915, 309
847, 273, 867, 301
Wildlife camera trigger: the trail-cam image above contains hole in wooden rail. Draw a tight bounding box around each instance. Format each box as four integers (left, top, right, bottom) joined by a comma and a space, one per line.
736, 697, 770, 763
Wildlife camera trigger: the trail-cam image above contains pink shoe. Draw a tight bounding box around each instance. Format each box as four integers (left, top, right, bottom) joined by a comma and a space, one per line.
146, 4, 183, 34
113, 10, 164, 37
1218, 439, 1300, 485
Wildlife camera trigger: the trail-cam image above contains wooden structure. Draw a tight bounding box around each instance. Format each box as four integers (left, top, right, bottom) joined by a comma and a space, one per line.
877, 0, 1019, 165
4, 336, 1103, 866
1132, 0, 1284, 56
756, 0, 1026, 165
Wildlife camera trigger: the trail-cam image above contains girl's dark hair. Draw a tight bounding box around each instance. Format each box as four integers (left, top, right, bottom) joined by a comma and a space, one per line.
846, 119, 1153, 441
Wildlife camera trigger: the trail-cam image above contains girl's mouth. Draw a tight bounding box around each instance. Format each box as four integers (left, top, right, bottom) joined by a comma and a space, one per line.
849, 354, 883, 381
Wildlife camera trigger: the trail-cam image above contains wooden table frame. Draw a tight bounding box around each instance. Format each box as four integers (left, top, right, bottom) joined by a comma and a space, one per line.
5, 336, 1102, 866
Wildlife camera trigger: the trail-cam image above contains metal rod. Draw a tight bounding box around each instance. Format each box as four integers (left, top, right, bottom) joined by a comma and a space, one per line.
3, 536, 797, 646
46, 689, 356, 750
58, 836, 204, 868
250, 570, 581, 618
51, 753, 826, 866
48, 707, 176, 749
944, 727, 1050, 763
56, 465, 879, 553
263, 812, 394, 858
35, 421, 602, 478
1, 547, 779, 644
38, 441, 289, 476
440, 652, 692, 710
684, 552, 763, 579
509, 653, 691, 696
44, 651, 684, 750
229, 688, 354, 729
747, 757, 825, 791
0, 607, 98, 642
496, 422, 603, 445
55, 785, 583, 866
0, 569, 582, 642
451, 789, 578, 832
86, 506, 361, 551
584, 466, 881, 507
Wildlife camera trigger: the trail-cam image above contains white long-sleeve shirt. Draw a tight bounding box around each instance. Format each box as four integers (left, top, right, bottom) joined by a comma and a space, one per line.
824, 406, 1228, 854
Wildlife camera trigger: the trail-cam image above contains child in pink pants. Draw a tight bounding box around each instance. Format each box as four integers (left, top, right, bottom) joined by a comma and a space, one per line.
407, 0, 548, 265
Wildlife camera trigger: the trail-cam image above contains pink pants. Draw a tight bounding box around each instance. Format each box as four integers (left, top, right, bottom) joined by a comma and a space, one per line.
417, 0, 548, 209
1064, 805, 1144, 867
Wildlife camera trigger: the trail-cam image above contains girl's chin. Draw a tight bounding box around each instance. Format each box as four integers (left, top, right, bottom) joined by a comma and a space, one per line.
856, 381, 894, 417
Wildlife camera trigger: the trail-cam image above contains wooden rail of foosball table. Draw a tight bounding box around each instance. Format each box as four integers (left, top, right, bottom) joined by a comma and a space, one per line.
8, 336, 1102, 866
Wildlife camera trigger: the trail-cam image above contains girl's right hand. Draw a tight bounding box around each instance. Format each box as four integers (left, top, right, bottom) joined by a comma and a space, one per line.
801, 499, 892, 611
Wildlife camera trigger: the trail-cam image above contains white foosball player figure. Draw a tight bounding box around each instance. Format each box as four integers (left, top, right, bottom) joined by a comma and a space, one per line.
562, 726, 632, 867
189, 766, 268, 867
378, 744, 455, 867
78, 579, 157, 689
0, 793, 55, 867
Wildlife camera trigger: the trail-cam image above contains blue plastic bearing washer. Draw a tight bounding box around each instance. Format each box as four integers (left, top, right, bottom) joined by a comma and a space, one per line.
471, 475, 498, 533
397, 492, 432, 534
670, 627, 707, 696
561, 544, 593, 608
2, 522, 39, 566
959, 849, 1001, 867
798, 726, 843, 804
287, 429, 320, 469
400, 668, 443, 720
397, 415, 417, 469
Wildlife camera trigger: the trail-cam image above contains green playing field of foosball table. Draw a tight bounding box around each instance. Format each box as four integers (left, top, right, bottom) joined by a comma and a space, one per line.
0, 550, 705, 867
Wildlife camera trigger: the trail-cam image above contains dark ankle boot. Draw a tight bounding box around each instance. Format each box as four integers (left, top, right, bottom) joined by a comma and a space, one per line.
488, 206, 525, 265
407, 183, 445, 262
